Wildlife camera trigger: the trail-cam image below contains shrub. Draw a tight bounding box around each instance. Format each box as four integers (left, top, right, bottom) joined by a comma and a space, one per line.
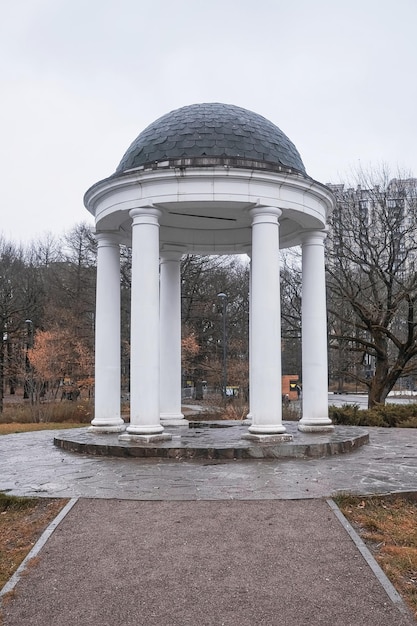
282, 403, 301, 421
329, 403, 417, 427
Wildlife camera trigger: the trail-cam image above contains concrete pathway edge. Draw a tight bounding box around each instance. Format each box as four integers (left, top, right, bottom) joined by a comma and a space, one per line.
0, 497, 78, 599
327, 498, 415, 622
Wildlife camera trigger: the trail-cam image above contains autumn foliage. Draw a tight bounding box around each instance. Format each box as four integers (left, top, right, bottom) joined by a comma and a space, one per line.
181, 334, 200, 369
28, 327, 93, 399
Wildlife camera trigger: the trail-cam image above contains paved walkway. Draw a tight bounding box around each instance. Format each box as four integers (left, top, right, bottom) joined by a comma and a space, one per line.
1, 426, 417, 625
1, 426, 416, 500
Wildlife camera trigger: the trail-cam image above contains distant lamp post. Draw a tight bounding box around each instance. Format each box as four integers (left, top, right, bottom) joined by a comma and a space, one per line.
217, 293, 228, 399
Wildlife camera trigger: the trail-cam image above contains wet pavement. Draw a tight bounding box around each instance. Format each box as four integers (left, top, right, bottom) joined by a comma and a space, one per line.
1, 425, 416, 500
54, 421, 369, 459
329, 392, 417, 408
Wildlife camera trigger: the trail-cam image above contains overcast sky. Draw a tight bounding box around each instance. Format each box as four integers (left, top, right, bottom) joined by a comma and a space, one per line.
1, 0, 416, 245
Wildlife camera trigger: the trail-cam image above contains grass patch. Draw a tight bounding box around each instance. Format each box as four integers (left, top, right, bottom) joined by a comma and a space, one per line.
0, 399, 93, 425
336, 494, 417, 620
0, 396, 93, 434
0, 423, 85, 435
0, 493, 38, 511
0, 495, 67, 590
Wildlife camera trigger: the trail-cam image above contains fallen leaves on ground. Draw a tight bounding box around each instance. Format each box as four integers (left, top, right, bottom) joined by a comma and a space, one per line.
337, 494, 417, 620
0, 495, 67, 589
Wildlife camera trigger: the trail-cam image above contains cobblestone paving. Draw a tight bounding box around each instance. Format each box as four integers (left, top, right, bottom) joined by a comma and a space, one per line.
0, 427, 416, 500
54, 421, 369, 459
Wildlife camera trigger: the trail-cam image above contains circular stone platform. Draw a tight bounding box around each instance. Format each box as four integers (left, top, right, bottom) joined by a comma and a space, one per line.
54, 422, 369, 460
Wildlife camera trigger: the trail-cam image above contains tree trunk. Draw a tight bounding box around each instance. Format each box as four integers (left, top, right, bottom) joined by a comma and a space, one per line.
0, 340, 4, 414
367, 358, 396, 407
368, 382, 390, 408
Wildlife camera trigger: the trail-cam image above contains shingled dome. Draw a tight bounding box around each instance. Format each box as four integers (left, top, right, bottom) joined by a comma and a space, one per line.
115, 103, 307, 176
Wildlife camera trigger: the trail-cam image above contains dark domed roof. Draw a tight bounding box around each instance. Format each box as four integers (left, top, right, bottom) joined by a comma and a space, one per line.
115, 103, 307, 176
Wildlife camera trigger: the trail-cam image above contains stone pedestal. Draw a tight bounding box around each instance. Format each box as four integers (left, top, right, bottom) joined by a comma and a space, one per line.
242, 433, 293, 443
119, 432, 172, 444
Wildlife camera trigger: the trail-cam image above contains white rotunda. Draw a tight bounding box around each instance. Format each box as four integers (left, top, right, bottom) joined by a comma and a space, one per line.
84, 103, 334, 442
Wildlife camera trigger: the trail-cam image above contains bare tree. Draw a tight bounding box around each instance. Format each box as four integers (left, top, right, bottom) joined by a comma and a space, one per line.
0, 239, 29, 411
327, 168, 417, 407
181, 254, 249, 392
43, 224, 96, 347
280, 250, 302, 376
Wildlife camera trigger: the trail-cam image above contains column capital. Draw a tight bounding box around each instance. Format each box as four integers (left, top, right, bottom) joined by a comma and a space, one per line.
249, 206, 282, 225
300, 228, 328, 245
94, 230, 123, 247
130, 206, 162, 225
160, 246, 185, 263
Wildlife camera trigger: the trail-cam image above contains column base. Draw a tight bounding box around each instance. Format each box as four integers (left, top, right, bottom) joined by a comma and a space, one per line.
89, 419, 125, 434
298, 418, 334, 433
125, 423, 164, 435
118, 432, 172, 443
160, 412, 186, 426
248, 423, 287, 435
242, 432, 293, 443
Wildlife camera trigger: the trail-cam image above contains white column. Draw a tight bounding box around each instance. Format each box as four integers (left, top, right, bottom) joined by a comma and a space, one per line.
247, 207, 289, 438
245, 251, 252, 421
90, 232, 124, 432
160, 251, 185, 423
298, 230, 334, 432
120, 207, 171, 442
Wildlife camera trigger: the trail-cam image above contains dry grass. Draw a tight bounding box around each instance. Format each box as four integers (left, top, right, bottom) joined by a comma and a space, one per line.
0, 423, 84, 435
0, 398, 93, 425
0, 395, 93, 435
184, 400, 249, 421
336, 494, 417, 620
0, 494, 67, 590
